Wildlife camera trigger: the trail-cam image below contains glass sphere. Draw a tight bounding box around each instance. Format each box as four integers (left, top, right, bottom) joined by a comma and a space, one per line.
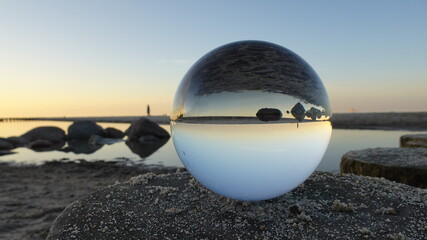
171, 40, 332, 201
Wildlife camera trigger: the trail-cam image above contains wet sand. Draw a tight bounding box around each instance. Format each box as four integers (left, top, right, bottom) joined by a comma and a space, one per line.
0, 161, 177, 240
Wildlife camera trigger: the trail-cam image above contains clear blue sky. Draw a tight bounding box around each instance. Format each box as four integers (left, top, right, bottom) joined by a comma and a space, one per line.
1, 0, 426, 117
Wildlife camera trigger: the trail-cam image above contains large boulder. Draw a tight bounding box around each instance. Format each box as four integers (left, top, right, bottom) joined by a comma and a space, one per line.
48, 171, 427, 240
6, 136, 29, 147
400, 134, 427, 148
67, 121, 105, 140
125, 118, 169, 141
20, 127, 66, 143
341, 147, 427, 188
0, 139, 14, 150
104, 127, 125, 139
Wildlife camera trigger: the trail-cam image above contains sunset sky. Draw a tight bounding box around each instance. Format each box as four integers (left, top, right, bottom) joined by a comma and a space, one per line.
1, 1, 426, 117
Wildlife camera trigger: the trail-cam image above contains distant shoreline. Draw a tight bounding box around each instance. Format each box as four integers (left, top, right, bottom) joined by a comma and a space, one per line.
1, 112, 427, 131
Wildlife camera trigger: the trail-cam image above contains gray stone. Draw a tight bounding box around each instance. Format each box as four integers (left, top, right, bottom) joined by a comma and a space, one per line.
48, 171, 427, 240
0, 139, 14, 150
256, 108, 282, 122
20, 127, 66, 143
104, 127, 125, 139
341, 147, 427, 188
400, 134, 427, 148
67, 121, 105, 140
6, 136, 29, 147
125, 118, 170, 141
29, 140, 53, 149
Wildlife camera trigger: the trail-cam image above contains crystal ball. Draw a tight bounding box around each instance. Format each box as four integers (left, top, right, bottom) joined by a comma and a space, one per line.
171, 40, 332, 201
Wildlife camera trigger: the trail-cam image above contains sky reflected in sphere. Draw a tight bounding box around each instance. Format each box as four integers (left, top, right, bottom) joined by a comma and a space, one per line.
171, 40, 332, 201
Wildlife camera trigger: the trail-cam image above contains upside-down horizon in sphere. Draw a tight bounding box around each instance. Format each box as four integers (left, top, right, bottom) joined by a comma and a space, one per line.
171, 40, 332, 201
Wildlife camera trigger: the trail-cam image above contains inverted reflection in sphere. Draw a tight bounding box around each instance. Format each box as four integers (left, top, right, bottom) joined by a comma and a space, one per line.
171, 40, 332, 201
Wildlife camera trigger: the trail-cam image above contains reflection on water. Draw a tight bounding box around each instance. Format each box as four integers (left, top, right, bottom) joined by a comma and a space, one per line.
125, 138, 169, 158
1, 121, 427, 172
0, 121, 178, 167
61, 139, 104, 154
172, 121, 332, 200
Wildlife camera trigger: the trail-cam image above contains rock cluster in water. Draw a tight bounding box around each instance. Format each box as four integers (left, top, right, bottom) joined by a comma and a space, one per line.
0, 118, 170, 158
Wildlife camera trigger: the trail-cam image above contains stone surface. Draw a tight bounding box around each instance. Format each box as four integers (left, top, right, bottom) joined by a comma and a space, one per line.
341, 147, 427, 188
29, 140, 53, 148
400, 134, 427, 148
0, 139, 14, 150
6, 136, 29, 147
48, 171, 427, 240
256, 108, 282, 122
67, 121, 105, 140
104, 127, 125, 139
20, 126, 66, 143
125, 118, 170, 141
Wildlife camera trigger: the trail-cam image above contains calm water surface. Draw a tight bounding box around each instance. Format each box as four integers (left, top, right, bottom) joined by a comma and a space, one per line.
0, 121, 425, 172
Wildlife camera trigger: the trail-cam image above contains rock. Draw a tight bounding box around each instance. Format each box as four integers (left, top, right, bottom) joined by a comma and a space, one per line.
125, 118, 170, 141
256, 108, 282, 122
6, 136, 29, 147
67, 121, 105, 140
400, 134, 427, 148
61, 140, 103, 154
104, 127, 125, 139
88, 135, 104, 146
0, 150, 16, 156
29, 140, 53, 148
125, 138, 169, 158
291, 102, 305, 122
138, 135, 160, 142
29, 140, 65, 152
88, 135, 122, 146
306, 107, 322, 121
0, 139, 15, 150
48, 172, 427, 240
341, 147, 427, 188
20, 127, 66, 143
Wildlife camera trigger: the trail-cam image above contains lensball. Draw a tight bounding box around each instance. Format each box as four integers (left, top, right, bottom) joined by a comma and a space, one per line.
171, 40, 332, 201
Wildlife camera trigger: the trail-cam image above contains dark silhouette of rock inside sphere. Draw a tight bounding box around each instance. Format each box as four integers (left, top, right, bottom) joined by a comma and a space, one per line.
291, 102, 306, 122
256, 108, 283, 122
